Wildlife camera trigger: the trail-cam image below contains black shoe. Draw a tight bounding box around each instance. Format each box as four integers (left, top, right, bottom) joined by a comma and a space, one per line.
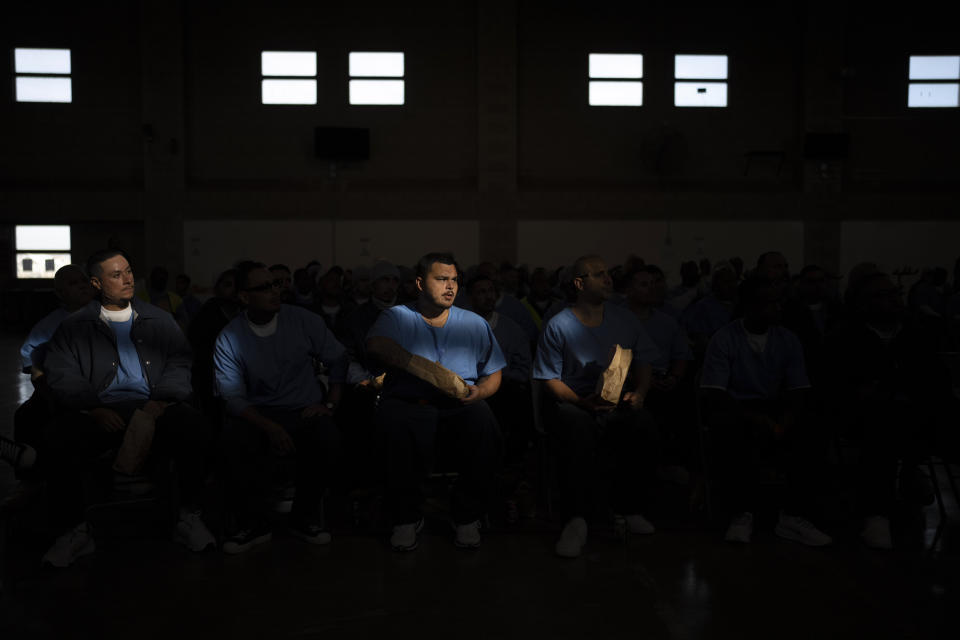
223, 523, 272, 554
289, 520, 332, 545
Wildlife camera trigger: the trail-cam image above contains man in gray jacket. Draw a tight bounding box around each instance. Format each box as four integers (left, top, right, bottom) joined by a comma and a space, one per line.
41, 248, 214, 567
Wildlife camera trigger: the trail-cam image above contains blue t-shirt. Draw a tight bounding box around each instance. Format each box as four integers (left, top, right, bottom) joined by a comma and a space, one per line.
215, 305, 347, 415
20, 307, 70, 371
682, 295, 734, 339
700, 319, 810, 400
641, 308, 694, 373
533, 303, 660, 396
100, 315, 151, 403
367, 303, 506, 399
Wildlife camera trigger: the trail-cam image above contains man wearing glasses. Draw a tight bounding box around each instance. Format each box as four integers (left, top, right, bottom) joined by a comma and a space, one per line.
533, 255, 660, 558
214, 261, 347, 553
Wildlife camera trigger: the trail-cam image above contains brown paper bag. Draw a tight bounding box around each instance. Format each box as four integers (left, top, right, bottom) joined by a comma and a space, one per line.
404, 354, 470, 399
595, 345, 633, 404
112, 409, 156, 475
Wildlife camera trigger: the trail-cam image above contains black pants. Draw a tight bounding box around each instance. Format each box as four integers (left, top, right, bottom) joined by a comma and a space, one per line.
548, 401, 659, 521
44, 401, 211, 529
644, 384, 697, 470
377, 396, 501, 525
844, 396, 937, 517
485, 381, 533, 469
13, 388, 55, 479
219, 408, 342, 529
706, 397, 827, 520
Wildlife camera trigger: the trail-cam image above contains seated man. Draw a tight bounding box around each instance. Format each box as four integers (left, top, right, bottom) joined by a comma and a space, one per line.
215, 261, 347, 553
825, 272, 953, 549
367, 252, 505, 551
42, 249, 214, 567
533, 255, 660, 558
626, 265, 696, 480
700, 276, 831, 546
2, 265, 94, 491
468, 274, 532, 464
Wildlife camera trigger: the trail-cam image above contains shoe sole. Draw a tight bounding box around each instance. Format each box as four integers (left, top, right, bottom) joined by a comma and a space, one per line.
174, 533, 216, 552
454, 539, 481, 549
223, 532, 272, 554
774, 524, 831, 547
290, 529, 332, 545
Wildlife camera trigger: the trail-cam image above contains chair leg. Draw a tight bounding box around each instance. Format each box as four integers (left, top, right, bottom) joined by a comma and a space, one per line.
927, 458, 947, 554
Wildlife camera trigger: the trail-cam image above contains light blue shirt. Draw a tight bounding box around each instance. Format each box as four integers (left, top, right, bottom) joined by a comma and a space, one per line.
100, 315, 151, 403
533, 303, 660, 397
641, 308, 694, 373
20, 307, 70, 371
215, 305, 347, 415
700, 319, 810, 401
368, 303, 506, 399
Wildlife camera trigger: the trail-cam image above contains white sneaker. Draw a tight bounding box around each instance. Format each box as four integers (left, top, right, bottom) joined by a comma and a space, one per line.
775, 513, 832, 547
861, 515, 893, 550
0, 435, 36, 470
42, 522, 95, 568
725, 512, 754, 543
623, 514, 656, 535
390, 518, 424, 552
174, 509, 216, 552
454, 520, 482, 549
555, 517, 588, 558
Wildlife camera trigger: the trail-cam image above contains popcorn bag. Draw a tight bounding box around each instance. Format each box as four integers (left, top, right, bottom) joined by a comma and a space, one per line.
595, 344, 633, 404
112, 409, 157, 475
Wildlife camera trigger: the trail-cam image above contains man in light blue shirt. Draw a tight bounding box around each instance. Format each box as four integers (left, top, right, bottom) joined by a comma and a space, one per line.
215, 262, 348, 553
700, 276, 831, 547
533, 255, 660, 558
367, 252, 505, 551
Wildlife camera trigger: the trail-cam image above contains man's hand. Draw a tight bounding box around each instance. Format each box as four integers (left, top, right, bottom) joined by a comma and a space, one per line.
651, 374, 678, 393
263, 422, 295, 456
621, 391, 645, 410
461, 385, 483, 404
142, 400, 169, 419
300, 403, 332, 418
577, 393, 616, 413
90, 407, 125, 432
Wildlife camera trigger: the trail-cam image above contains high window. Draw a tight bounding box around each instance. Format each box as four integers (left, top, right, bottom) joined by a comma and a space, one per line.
14, 48, 72, 103
674, 55, 728, 107
908, 56, 959, 108
588, 53, 643, 106
15, 225, 71, 279
349, 52, 404, 105
261, 51, 317, 105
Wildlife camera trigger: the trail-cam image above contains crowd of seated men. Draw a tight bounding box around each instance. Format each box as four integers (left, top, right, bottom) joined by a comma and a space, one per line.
2, 245, 959, 567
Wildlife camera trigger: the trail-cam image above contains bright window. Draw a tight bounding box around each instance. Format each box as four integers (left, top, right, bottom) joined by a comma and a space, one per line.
14, 48, 72, 103
908, 56, 959, 108
588, 53, 643, 106
15, 225, 71, 280
674, 55, 728, 107
261, 51, 317, 105
349, 52, 405, 105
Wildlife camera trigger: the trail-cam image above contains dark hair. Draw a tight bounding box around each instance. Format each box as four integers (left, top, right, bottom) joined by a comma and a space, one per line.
214, 268, 237, 288
86, 248, 130, 279
415, 252, 459, 281
235, 260, 267, 291
269, 264, 290, 274
176, 273, 191, 285
466, 274, 497, 294
737, 275, 778, 308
